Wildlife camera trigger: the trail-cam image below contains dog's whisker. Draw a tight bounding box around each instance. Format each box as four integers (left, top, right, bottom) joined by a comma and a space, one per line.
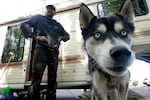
95, 55, 114, 64
88, 56, 113, 69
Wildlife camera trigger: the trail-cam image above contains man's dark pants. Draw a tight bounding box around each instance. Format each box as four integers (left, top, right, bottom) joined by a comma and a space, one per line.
27, 46, 59, 100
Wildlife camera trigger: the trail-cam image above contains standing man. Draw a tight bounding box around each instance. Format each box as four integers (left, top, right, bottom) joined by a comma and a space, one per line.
21, 5, 70, 100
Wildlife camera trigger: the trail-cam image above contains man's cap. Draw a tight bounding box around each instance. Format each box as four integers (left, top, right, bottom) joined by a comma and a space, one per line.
46, 5, 56, 11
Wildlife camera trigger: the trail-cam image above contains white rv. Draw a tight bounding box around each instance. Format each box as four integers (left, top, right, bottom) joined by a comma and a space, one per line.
0, 0, 150, 97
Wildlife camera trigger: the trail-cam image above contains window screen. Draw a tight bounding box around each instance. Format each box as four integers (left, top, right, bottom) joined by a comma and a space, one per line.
98, 0, 148, 17
1, 25, 25, 63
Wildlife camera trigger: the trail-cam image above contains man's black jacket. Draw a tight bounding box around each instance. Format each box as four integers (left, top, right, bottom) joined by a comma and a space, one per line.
21, 14, 70, 48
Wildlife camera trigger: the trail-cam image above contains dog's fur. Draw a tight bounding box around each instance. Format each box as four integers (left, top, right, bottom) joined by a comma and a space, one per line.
79, 0, 135, 100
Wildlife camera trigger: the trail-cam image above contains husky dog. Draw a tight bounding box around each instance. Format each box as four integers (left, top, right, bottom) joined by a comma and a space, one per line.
79, 0, 135, 100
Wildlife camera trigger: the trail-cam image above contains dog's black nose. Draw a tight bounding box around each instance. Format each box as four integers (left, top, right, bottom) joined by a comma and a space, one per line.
110, 46, 131, 64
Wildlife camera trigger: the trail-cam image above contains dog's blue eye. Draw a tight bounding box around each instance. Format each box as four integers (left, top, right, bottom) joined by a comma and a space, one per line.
120, 31, 128, 37
94, 32, 102, 39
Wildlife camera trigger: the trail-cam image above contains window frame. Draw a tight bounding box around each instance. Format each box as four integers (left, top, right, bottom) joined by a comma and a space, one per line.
1, 24, 25, 63
97, 0, 149, 17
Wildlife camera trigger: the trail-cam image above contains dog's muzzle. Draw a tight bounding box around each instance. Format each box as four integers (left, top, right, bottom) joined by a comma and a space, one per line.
109, 46, 132, 72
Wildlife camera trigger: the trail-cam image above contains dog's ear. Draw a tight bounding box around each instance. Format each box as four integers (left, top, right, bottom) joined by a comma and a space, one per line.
119, 0, 134, 23
79, 3, 96, 29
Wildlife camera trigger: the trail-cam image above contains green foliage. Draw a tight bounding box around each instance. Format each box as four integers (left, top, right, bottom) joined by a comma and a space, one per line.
14, 28, 22, 39
103, 0, 122, 15
1, 25, 25, 63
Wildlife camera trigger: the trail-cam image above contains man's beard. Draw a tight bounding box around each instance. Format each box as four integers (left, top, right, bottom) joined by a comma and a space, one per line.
46, 13, 53, 18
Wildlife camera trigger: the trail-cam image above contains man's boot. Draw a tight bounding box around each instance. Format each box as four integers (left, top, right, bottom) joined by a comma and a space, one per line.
46, 91, 56, 100
26, 85, 40, 100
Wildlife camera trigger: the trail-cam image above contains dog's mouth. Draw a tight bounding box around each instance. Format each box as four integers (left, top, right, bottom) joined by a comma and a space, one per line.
108, 66, 127, 72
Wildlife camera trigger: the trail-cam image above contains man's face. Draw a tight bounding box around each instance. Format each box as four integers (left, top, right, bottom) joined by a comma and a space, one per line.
45, 8, 56, 18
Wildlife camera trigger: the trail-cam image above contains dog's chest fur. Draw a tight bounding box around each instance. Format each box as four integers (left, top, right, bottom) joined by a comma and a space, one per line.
92, 70, 130, 89
92, 71, 130, 100
89, 57, 130, 94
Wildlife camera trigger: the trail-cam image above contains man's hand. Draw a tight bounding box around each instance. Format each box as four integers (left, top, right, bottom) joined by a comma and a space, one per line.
35, 36, 47, 41
58, 36, 62, 42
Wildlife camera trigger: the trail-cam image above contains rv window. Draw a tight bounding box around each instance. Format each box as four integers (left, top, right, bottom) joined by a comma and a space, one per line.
1, 25, 25, 63
97, 0, 149, 17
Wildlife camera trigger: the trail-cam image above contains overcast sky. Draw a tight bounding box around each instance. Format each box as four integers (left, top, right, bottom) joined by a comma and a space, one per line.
0, 0, 63, 23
